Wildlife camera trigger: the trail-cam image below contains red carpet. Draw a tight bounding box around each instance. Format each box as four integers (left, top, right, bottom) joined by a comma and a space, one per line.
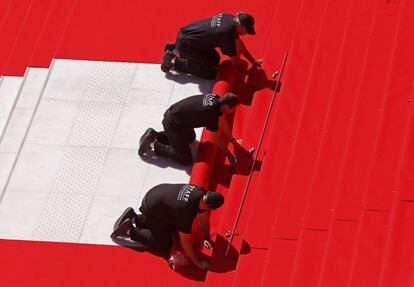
190, 60, 237, 189
1, 0, 414, 286
0, 239, 204, 287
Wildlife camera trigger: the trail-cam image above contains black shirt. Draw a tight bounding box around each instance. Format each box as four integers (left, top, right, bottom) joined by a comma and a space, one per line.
141, 184, 206, 234
165, 94, 222, 132
180, 13, 239, 56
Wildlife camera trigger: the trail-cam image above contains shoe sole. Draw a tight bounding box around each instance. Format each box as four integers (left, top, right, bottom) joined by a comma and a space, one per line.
138, 128, 156, 155
111, 219, 132, 239
164, 42, 175, 52
111, 237, 149, 249
161, 51, 174, 73
113, 207, 135, 231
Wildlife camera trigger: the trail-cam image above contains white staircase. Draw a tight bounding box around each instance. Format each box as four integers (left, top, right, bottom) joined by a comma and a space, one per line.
0, 76, 24, 143
0, 60, 213, 245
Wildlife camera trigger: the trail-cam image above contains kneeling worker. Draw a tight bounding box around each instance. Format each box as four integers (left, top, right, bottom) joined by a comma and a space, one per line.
161, 12, 263, 79
138, 92, 240, 166
111, 183, 224, 270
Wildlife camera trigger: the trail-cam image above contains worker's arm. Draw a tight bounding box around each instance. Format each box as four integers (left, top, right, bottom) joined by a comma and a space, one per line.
218, 116, 233, 141
236, 38, 264, 67
178, 231, 209, 270
229, 54, 247, 74
211, 131, 237, 167
198, 210, 214, 248
218, 117, 242, 150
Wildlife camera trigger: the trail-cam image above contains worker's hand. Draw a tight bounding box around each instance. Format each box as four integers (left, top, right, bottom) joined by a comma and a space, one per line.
204, 239, 214, 249
247, 64, 262, 76
226, 152, 237, 168
231, 138, 243, 150
194, 259, 210, 270
252, 58, 264, 68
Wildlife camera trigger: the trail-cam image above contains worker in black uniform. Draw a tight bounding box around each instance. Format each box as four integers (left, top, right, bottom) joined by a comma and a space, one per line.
111, 183, 224, 270
138, 92, 241, 166
161, 12, 263, 79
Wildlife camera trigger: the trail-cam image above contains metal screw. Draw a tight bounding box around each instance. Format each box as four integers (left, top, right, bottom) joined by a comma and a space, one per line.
272, 71, 279, 79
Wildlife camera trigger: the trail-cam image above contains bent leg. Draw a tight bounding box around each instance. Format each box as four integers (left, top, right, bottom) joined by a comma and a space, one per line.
184, 127, 196, 143
154, 124, 193, 165
174, 41, 220, 79
130, 217, 174, 256
155, 131, 169, 144
174, 58, 218, 79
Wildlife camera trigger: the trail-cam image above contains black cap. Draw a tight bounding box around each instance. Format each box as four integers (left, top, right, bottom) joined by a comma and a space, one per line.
205, 192, 224, 209
238, 13, 256, 35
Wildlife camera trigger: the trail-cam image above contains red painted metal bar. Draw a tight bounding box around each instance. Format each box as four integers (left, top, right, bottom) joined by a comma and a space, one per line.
225, 51, 289, 256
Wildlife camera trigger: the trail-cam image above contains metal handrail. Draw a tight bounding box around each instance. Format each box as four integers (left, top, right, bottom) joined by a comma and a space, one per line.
225, 51, 288, 256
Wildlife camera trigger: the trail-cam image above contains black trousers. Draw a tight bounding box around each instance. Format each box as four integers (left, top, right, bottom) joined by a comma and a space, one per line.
130, 210, 174, 256
173, 32, 220, 79
153, 114, 196, 165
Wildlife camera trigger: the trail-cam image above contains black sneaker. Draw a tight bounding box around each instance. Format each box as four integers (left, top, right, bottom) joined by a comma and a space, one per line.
111, 236, 149, 248
161, 50, 175, 73
111, 218, 133, 239
113, 207, 136, 232
138, 128, 157, 155
164, 42, 175, 52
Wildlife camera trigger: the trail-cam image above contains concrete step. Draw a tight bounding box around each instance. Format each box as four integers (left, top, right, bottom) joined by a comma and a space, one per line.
0, 67, 50, 203
0, 67, 50, 153
0, 76, 24, 144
